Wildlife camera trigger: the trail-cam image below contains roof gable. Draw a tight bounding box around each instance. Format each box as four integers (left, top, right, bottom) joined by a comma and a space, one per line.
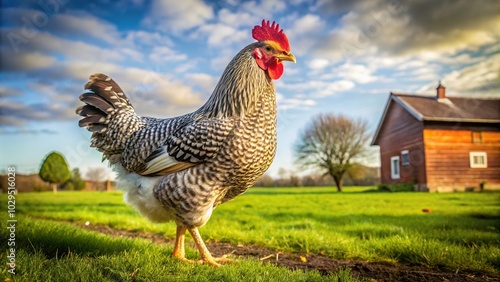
371, 93, 500, 145
395, 93, 500, 122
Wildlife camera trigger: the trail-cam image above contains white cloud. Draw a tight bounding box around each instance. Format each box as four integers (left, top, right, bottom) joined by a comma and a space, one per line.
484, 42, 500, 55
123, 30, 173, 48
307, 59, 329, 70
287, 14, 324, 56
291, 14, 324, 35
185, 73, 218, 92
314, 0, 500, 63
24, 30, 123, 62
217, 8, 258, 27
194, 23, 247, 47
407, 65, 440, 81
0, 50, 56, 71
281, 79, 355, 98
60, 61, 204, 113
334, 63, 377, 84
396, 60, 427, 71
144, 0, 214, 33
48, 12, 121, 44
317, 80, 355, 97
0, 99, 74, 126
260, 0, 287, 12
0, 85, 22, 97
435, 53, 486, 65
417, 53, 500, 96
276, 93, 316, 110
239, 0, 286, 19
121, 48, 144, 62
149, 46, 187, 63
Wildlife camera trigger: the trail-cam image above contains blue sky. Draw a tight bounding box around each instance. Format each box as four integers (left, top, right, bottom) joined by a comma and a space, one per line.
1, 0, 499, 179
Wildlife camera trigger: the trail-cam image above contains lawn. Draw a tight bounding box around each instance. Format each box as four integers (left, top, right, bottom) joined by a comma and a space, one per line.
1, 187, 499, 281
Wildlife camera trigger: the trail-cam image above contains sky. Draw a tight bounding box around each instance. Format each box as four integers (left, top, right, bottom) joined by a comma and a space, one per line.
1, 0, 499, 179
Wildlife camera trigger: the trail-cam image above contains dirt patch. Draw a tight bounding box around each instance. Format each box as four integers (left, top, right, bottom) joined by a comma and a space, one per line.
76, 223, 498, 282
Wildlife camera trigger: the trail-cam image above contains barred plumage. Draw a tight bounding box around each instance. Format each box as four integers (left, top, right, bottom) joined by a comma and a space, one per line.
77, 21, 295, 266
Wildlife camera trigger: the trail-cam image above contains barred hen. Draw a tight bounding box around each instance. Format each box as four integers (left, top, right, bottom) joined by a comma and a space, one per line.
76, 20, 295, 266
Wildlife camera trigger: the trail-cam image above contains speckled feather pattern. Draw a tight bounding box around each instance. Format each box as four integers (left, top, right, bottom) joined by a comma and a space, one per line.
77, 42, 277, 227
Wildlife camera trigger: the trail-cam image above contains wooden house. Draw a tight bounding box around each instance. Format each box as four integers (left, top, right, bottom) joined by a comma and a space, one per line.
371, 83, 500, 192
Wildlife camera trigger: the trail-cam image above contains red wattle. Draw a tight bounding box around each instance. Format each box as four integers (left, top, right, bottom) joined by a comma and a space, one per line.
253, 48, 284, 80
267, 61, 284, 80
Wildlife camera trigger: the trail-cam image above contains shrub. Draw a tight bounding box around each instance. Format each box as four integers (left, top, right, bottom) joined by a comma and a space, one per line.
377, 183, 415, 192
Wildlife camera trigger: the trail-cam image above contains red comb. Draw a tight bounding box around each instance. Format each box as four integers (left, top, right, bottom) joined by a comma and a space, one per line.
252, 19, 290, 52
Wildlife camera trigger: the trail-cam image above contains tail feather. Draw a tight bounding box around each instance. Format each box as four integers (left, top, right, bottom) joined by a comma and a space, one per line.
76, 105, 106, 117
79, 93, 115, 114
86, 123, 107, 133
78, 115, 106, 127
84, 73, 132, 108
77, 73, 144, 161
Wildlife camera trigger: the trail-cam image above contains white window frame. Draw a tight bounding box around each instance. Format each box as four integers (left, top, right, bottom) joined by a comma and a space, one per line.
401, 150, 409, 166
391, 156, 400, 179
469, 152, 487, 168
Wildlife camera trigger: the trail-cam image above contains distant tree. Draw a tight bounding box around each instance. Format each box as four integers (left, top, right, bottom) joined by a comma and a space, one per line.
277, 168, 289, 180
344, 164, 380, 186
64, 168, 86, 191
39, 151, 71, 193
300, 175, 317, 186
86, 167, 108, 191
294, 114, 371, 192
71, 168, 86, 190
289, 175, 302, 187
254, 174, 275, 187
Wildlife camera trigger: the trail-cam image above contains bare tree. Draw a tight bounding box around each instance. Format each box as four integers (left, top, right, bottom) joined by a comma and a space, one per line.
294, 113, 371, 192
254, 174, 275, 187
85, 167, 108, 191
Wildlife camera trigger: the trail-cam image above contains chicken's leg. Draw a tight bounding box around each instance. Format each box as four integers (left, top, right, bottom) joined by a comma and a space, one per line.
187, 227, 233, 267
172, 225, 187, 262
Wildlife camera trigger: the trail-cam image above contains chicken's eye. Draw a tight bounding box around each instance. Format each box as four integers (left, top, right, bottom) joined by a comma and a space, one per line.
265, 46, 273, 52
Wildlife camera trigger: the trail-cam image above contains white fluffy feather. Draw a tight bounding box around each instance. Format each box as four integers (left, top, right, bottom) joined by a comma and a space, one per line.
114, 164, 174, 223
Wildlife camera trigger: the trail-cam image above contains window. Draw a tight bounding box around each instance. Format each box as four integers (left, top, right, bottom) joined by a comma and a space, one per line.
391, 156, 400, 179
472, 131, 482, 143
469, 152, 487, 168
401, 150, 409, 166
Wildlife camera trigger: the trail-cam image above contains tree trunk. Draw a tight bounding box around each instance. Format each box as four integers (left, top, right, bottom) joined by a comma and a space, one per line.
332, 174, 343, 192
52, 183, 57, 193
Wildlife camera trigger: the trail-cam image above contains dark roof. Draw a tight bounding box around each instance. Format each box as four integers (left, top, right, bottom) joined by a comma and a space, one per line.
393, 93, 500, 122
371, 93, 500, 145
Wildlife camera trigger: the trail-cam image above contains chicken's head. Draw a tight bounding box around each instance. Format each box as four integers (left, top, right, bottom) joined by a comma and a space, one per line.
252, 20, 296, 80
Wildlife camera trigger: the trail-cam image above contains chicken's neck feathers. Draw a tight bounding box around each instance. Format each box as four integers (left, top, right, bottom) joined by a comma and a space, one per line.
198, 43, 274, 119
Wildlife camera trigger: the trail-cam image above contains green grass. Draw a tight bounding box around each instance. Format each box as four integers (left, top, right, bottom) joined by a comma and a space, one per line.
1, 216, 356, 281
2, 187, 500, 280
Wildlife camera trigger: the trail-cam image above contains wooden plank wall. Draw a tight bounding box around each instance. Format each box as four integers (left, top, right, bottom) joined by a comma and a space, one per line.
424, 129, 500, 191
378, 101, 426, 186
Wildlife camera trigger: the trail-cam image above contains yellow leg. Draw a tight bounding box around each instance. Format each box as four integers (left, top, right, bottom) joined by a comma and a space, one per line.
172, 225, 188, 262
187, 227, 220, 266
187, 227, 234, 267
172, 225, 233, 267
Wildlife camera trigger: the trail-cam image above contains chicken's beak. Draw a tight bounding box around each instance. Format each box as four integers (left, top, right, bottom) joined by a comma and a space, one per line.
277, 52, 296, 63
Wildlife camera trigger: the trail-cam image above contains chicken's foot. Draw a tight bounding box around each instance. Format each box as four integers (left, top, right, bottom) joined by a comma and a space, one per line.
172, 224, 234, 266
188, 227, 234, 267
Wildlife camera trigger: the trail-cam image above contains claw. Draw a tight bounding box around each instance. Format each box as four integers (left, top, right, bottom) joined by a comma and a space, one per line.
198, 255, 235, 267
198, 257, 222, 267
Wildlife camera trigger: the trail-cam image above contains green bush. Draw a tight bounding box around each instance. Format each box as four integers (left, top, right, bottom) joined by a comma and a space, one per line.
377, 183, 415, 192
33, 184, 50, 192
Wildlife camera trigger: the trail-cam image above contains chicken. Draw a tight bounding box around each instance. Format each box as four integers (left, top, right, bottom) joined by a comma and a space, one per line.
76, 20, 295, 266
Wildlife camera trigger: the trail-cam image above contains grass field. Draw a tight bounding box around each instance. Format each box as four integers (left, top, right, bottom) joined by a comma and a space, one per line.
2, 187, 499, 281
